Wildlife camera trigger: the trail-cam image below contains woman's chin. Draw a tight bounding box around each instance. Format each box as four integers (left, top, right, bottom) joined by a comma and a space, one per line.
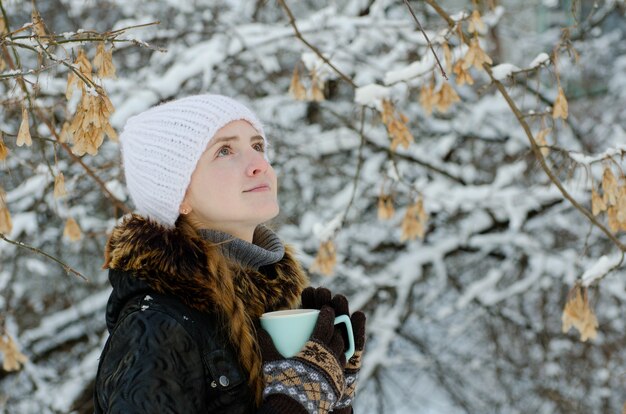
259, 204, 280, 222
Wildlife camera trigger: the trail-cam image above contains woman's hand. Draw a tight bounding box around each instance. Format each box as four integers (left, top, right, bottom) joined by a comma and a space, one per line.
258, 306, 346, 414
300, 287, 367, 414
301, 286, 333, 310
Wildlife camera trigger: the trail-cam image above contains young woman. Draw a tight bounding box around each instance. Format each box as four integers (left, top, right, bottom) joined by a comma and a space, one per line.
93, 94, 366, 414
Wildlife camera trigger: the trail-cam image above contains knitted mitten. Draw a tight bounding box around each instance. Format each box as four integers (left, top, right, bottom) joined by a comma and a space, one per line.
301, 287, 367, 414
258, 306, 346, 414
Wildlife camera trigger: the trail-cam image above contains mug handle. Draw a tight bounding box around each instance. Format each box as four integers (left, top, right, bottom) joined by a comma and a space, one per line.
333, 314, 355, 360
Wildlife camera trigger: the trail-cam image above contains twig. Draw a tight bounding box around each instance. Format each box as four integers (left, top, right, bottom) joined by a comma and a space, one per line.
0, 69, 34, 80
108, 20, 161, 36
402, 0, 448, 80
0, 2, 33, 107
340, 106, 367, 227
388, 150, 419, 196
423, 0, 456, 26
0, 6, 131, 215
424, 0, 626, 252
540, 144, 622, 167
0, 52, 57, 82
36, 109, 132, 214
518, 79, 586, 145
1, 130, 57, 144
0, 21, 32, 39
33, 37, 101, 92
487, 72, 626, 250
278, 0, 464, 192
323, 105, 466, 185
0, 233, 88, 281
570, 1, 618, 41
4, 21, 160, 42
1, 40, 39, 53
593, 250, 624, 285
277, 0, 357, 88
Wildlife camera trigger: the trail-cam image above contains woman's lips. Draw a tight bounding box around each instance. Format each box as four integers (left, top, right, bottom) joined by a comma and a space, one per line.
244, 185, 270, 192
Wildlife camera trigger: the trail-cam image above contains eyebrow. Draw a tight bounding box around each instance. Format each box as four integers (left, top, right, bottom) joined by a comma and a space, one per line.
210, 134, 264, 147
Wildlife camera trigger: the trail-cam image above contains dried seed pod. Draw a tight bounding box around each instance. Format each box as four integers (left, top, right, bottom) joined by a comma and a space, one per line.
401, 198, 428, 241
16, 106, 32, 147
310, 239, 337, 276
552, 87, 568, 120
54, 173, 67, 199
0, 334, 28, 372
561, 285, 598, 342
462, 38, 492, 71
94, 42, 117, 79
288, 66, 307, 101
377, 193, 395, 220
63, 217, 82, 241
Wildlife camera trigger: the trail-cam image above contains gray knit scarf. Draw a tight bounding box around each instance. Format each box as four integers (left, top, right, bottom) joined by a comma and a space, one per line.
197, 225, 285, 270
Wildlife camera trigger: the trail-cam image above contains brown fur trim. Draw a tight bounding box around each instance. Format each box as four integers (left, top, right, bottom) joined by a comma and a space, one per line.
103, 214, 309, 405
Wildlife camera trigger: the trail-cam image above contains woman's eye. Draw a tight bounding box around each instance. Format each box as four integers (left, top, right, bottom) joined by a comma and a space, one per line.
253, 142, 265, 152
217, 145, 232, 157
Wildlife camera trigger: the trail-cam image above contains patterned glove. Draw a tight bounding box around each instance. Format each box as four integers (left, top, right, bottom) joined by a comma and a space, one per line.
301, 287, 367, 414
258, 306, 346, 414
328, 295, 366, 413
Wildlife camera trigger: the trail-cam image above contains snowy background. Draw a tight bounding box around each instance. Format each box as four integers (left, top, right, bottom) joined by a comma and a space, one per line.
1, 0, 626, 413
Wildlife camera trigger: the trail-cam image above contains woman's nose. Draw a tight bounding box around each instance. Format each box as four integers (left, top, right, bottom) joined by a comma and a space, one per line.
245, 150, 269, 176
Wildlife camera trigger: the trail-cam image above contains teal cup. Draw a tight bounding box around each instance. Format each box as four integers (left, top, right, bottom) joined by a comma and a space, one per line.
260, 309, 355, 360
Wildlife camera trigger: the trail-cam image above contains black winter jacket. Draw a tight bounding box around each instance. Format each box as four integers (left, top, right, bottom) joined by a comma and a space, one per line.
94, 270, 253, 413
93, 215, 308, 414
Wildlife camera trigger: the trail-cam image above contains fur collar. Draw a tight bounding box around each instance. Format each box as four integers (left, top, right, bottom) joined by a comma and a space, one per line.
103, 214, 308, 317
103, 214, 309, 403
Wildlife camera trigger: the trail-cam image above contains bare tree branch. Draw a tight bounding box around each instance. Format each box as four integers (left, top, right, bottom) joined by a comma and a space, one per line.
423, 0, 626, 253
0, 233, 88, 281
36, 109, 132, 215
403, 0, 448, 80
277, 0, 357, 88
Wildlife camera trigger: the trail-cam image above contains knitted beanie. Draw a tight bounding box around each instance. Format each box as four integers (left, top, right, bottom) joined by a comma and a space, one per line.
119, 94, 266, 227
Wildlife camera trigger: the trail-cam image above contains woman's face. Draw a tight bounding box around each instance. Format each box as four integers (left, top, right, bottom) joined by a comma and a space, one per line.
181, 120, 279, 240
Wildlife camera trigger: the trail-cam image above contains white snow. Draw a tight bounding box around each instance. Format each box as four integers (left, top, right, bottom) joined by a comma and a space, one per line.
21, 290, 110, 345
491, 63, 521, 80
568, 143, 626, 166
450, 11, 469, 21
6, 174, 48, 206
302, 127, 360, 156
8, 212, 39, 238
105, 179, 127, 201
49, 338, 105, 412
479, 257, 545, 306
2, 2, 626, 412
581, 254, 623, 287
24, 259, 48, 276
301, 52, 335, 81
384, 52, 435, 85
354, 84, 390, 106
312, 213, 343, 242
529, 52, 550, 69
482, 6, 505, 27
456, 268, 503, 309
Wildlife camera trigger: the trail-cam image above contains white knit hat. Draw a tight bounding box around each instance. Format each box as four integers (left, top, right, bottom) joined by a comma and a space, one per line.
119, 94, 266, 227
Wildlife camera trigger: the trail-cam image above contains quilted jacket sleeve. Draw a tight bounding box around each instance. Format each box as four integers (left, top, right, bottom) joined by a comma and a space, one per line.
95, 308, 207, 414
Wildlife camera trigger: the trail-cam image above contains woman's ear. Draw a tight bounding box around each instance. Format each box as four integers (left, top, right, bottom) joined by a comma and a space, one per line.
179, 186, 194, 215
179, 202, 192, 215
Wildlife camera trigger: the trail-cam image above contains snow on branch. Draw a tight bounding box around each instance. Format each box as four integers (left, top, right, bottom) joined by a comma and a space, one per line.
354, 84, 390, 106
581, 253, 624, 287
